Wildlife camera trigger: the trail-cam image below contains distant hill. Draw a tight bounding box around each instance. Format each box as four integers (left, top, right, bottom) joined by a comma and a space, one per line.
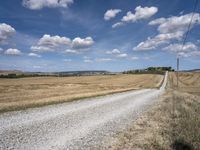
25, 70, 112, 76
0, 70, 23, 75
0, 70, 113, 78
182, 69, 200, 72
57, 70, 110, 76
123, 66, 174, 75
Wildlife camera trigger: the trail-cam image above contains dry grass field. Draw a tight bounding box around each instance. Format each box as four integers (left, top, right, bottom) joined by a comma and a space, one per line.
0, 74, 163, 113
104, 72, 200, 150
169, 72, 200, 96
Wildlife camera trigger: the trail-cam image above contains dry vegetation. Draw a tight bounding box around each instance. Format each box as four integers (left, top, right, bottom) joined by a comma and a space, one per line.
104, 72, 200, 150
169, 72, 200, 96
0, 74, 162, 113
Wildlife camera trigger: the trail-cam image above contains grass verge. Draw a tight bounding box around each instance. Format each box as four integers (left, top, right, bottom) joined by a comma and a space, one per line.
104, 90, 200, 150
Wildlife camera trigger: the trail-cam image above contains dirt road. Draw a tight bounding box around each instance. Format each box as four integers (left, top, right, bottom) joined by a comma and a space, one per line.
0, 72, 167, 150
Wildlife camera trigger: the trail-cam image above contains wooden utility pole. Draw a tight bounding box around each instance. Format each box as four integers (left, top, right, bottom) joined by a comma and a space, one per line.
176, 57, 179, 88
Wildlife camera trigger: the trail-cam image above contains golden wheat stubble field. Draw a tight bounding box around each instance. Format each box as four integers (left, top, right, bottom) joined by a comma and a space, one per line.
0, 74, 163, 112
169, 72, 200, 96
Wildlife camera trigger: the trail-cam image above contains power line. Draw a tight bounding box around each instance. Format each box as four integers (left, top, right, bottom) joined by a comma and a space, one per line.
173, 0, 199, 144
181, 0, 199, 51
177, 0, 199, 88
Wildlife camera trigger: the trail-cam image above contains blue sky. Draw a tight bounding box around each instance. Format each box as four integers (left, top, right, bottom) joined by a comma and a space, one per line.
0, 0, 200, 72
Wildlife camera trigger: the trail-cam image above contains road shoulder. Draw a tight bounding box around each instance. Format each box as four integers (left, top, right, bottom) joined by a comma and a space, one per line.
102, 90, 200, 150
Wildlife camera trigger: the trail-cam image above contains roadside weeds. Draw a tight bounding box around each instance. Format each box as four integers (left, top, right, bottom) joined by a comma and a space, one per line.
103, 90, 200, 150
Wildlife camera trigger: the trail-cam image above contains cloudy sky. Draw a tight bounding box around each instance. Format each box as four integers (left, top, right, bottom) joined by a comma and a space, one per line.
0, 0, 200, 72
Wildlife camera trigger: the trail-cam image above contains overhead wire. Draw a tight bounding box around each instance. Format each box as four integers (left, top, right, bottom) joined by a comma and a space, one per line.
172, 0, 199, 146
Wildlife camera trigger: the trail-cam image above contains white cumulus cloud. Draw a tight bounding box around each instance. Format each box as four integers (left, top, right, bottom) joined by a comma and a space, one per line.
31, 46, 52, 52
65, 49, 79, 54
71, 37, 94, 50
104, 9, 121, 21
38, 34, 71, 47
149, 13, 200, 34
22, 0, 73, 10
106, 49, 121, 54
148, 18, 166, 25
163, 42, 200, 57
31, 35, 94, 53
0, 23, 15, 44
116, 53, 128, 58
133, 32, 183, 50
31, 34, 71, 52
28, 53, 41, 57
31, 34, 94, 53
134, 13, 200, 51
4, 48, 22, 55
112, 22, 124, 28
163, 42, 197, 52
122, 6, 158, 23
106, 48, 128, 59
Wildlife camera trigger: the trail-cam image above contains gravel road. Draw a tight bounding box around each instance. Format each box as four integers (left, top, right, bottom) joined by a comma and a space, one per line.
0, 72, 168, 150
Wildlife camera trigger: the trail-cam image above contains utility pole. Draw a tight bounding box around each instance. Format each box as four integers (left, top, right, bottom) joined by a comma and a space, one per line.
176, 57, 179, 88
